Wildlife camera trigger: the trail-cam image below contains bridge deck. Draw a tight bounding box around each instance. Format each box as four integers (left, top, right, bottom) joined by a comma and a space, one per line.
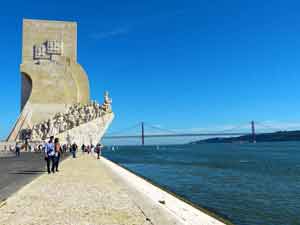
104, 132, 249, 139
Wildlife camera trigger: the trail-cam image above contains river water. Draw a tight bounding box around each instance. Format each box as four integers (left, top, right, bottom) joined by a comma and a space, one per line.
102, 142, 300, 225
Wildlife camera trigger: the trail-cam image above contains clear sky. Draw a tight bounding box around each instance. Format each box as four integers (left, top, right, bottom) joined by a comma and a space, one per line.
1, 0, 300, 143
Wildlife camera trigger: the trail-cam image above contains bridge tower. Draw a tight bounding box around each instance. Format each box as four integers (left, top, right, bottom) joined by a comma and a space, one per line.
141, 122, 145, 146
251, 120, 256, 143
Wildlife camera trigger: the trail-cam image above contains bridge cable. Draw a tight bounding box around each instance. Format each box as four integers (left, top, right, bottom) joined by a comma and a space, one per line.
106, 122, 141, 136
143, 122, 180, 134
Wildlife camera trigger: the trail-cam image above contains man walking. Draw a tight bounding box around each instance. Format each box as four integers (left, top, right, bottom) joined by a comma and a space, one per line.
44, 136, 55, 174
15, 142, 21, 157
71, 142, 78, 158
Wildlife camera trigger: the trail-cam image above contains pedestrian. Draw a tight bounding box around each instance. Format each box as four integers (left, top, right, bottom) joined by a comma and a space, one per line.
71, 142, 77, 158
15, 142, 21, 157
95, 143, 102, 159
44, 136, 56, 174
54, 138, 62, 172
38, 144, 43, 153
91, 144, 95, 154
62, 144, 67, 153
81, 144, 85, 153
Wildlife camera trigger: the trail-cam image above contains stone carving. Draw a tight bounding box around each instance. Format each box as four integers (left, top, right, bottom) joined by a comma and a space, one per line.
46, 40, 62, 55
34, 40, 62, 60
29, 94, 112, 140
34, 43, 50, 60
101, 91, 112, 112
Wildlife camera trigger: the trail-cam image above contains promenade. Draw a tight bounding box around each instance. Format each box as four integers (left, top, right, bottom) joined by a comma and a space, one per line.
0, 152, 67, 202
0, 154, 182, 225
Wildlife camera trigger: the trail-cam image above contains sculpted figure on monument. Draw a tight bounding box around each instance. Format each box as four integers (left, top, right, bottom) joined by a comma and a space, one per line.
31, 124, 41, 140
53, 122, 59, 136
57, 113, 65, 133
41, 121, 48, 139
101, 91, 112, 112
68, 113, 75, 129
47, 119, 55, 137
62, 120, 68, 132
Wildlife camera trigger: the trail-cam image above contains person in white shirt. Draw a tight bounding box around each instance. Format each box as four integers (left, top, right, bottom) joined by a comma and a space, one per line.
44, 136, 55, 174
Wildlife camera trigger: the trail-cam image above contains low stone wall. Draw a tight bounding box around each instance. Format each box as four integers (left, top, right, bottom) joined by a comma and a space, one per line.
0, 141, 44, 153
0, 141, 16, 152
100, 157, 232, 225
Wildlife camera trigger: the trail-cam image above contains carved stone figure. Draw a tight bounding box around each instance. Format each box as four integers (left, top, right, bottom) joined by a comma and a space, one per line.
31, 124, 41, 140
41, 121, 48, 139
101, 91, 112, 112
34, 43, 49, 60
48, 119, 55, 137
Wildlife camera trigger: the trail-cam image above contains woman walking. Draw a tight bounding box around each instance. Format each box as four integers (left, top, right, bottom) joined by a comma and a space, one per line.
54, 138, 62, 172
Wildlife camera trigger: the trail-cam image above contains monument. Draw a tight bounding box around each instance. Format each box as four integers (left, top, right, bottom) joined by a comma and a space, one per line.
7, 19, 114, 145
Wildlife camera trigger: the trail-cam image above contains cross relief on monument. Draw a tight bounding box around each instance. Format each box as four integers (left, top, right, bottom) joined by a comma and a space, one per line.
34, 40, 63, 60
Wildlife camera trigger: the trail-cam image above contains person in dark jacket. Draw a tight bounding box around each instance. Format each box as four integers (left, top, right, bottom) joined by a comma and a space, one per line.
81, 144, 85, 153
71, 142, 78, 158
15, 142, 21, 157
95, 143, 103, 159
54, 138, 62, 172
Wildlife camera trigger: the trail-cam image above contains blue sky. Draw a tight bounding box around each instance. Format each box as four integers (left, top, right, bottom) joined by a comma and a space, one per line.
1, 0, 300, 143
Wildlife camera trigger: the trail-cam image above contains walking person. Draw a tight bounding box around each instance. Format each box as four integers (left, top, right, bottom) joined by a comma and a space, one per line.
81, 144, 85, 153
71, 142, 78, 158
62, 144, 67, 153
54, 138, 62, 172
15, 142, 21, 157
95, 143, 102, 159
44, 136, 56, 174
91, 144, 95, 154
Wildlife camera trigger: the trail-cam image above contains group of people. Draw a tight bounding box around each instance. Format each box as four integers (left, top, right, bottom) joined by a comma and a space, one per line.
43, 136, 103, 174
81, 143, 103, 159
44, 136, 62, 174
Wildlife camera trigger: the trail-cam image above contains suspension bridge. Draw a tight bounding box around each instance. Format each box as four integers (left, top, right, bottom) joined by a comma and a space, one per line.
103, 121, 280, 145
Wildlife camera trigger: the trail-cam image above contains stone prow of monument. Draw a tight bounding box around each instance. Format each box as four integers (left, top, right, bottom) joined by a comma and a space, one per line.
7, 19, 114, 144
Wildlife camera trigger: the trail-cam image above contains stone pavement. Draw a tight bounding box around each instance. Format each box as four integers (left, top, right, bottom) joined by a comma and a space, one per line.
0, 152, 69, 203
0, 154, 181, 225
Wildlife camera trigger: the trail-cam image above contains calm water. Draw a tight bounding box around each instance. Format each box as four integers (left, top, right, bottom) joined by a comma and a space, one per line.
102, 142, 300, 225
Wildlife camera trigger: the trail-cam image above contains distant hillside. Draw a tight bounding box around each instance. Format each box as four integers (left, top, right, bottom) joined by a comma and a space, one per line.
190, 130, 300, 144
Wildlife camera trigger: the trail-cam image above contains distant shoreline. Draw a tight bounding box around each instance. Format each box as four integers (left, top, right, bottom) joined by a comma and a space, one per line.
190, 130, 300, 144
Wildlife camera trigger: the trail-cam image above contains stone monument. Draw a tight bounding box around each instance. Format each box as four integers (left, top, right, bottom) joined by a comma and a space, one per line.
7, 19, 114, 145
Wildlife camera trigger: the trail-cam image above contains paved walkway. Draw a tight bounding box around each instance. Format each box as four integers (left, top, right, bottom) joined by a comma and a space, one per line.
0, 154, 180, 225
0, 152, 68, 202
